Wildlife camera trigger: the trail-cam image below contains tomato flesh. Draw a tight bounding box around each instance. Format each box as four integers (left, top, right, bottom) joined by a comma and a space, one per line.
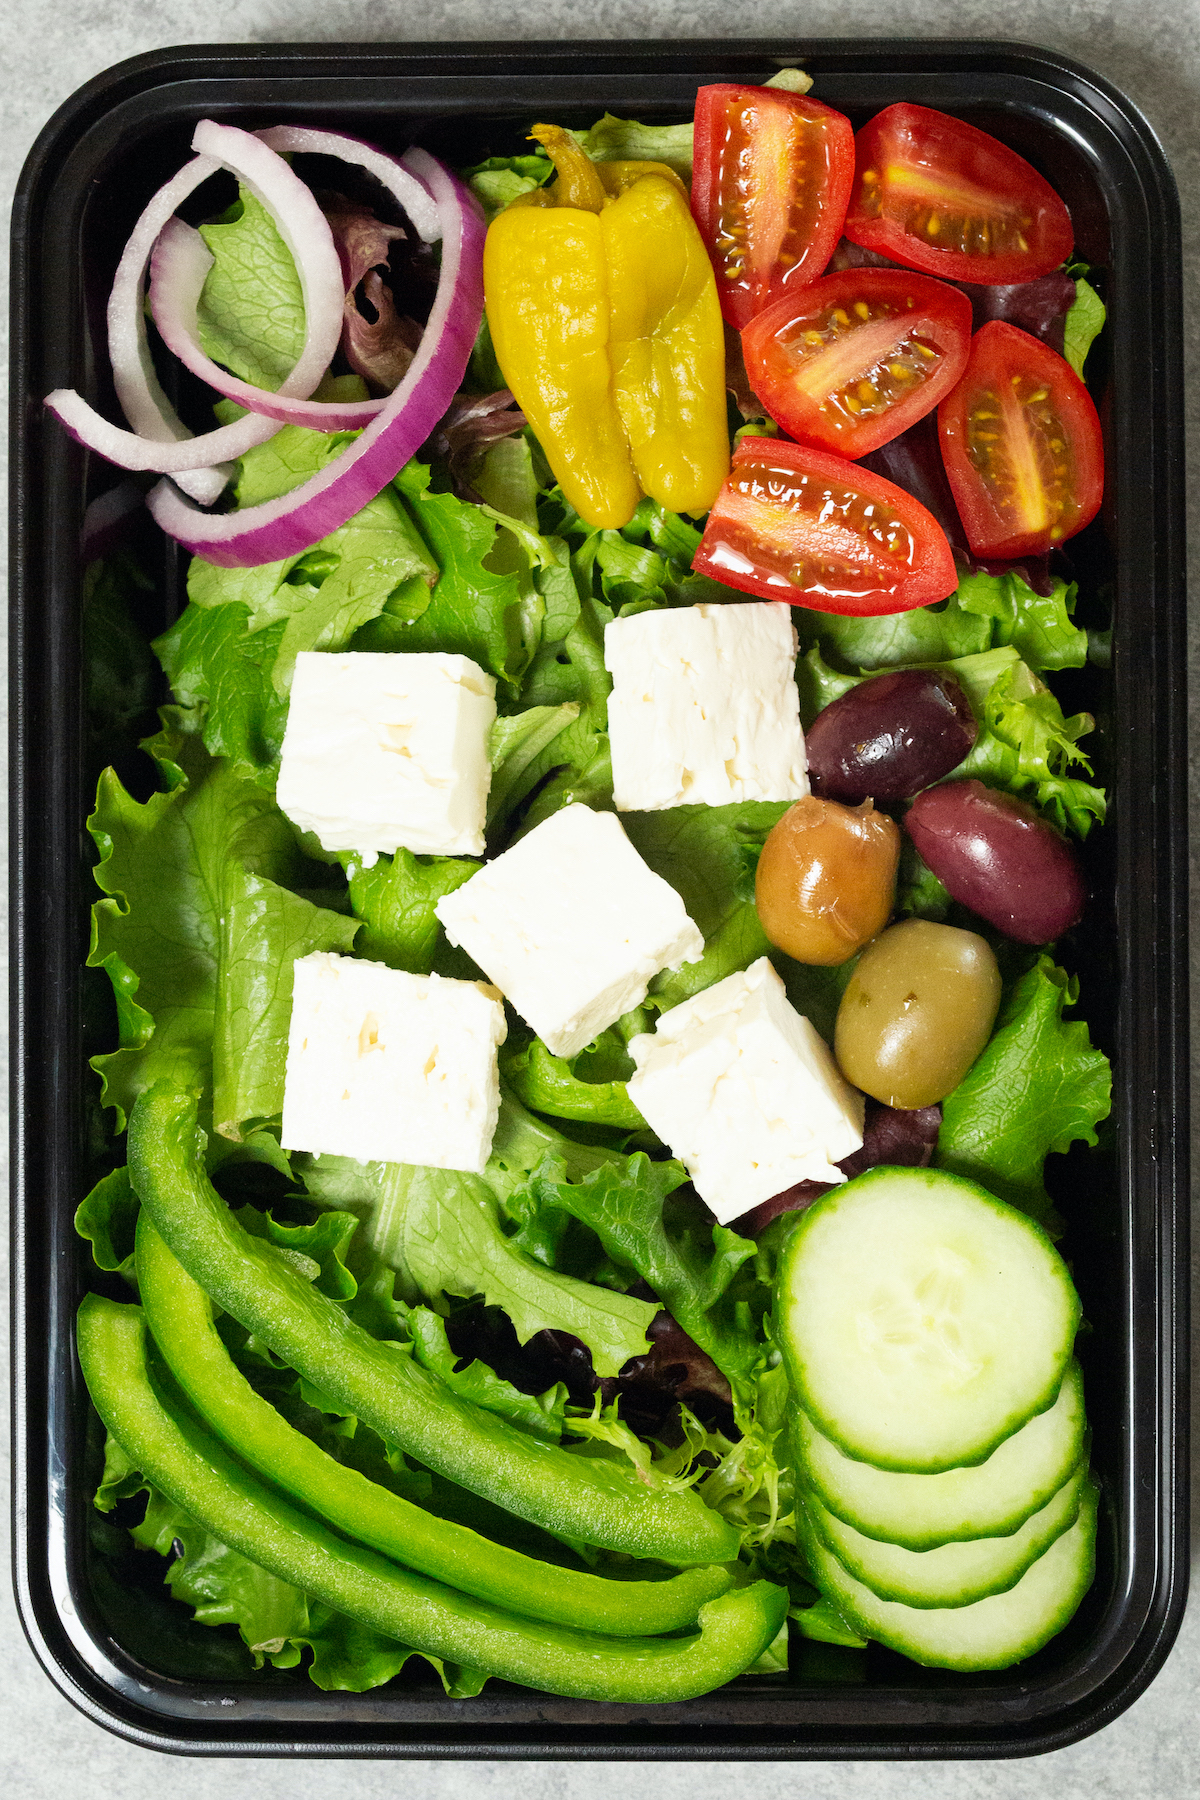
694, 438, 958, 615
938, 321, 1104, 558
741, 269, 973, 458
844, 104, 1074, 286
691, 84, 855, 330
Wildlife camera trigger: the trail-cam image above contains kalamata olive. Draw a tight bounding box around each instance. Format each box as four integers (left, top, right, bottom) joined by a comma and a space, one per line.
905, 779, 1086, 943
835, 919, 1002, 1108
755, 796, 900, 965
805, 668, 978, 804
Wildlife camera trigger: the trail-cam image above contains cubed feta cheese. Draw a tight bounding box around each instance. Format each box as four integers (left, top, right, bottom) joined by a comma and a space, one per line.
281, 952, 507, 1172
604, 601, 809, 811
276, 651, 496, 860
626, 956, 864, 1224
435, 803, 705, 1060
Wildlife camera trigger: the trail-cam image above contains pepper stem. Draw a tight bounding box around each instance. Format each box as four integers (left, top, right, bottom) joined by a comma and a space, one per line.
529, 123, 609, 213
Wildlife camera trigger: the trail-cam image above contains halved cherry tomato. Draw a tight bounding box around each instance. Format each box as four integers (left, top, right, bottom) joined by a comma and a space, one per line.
693, 437, 958, 616
691, 84, 855, 330
741, 269, 973, 459
844, 104, 1074, 286
938, 321, 1103, 558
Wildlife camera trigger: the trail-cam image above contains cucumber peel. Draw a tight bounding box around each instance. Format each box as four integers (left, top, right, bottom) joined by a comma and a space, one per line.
794, 1360, 1088, 1549
807, 1461, 1087, 1609
800, 1480, 1098, 1670
777, 1166, 1081, 1473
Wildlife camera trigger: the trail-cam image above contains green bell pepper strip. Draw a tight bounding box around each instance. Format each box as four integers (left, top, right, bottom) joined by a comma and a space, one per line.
135, 1213, 734, 1635
76, 1296, 788, 1701
128, 1083, 741, 1565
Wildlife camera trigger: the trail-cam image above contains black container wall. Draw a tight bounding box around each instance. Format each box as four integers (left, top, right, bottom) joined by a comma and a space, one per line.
9, 39, 1189, 1759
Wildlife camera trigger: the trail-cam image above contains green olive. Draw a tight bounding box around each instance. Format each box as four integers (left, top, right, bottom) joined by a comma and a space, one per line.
834, 919, 1002, 1109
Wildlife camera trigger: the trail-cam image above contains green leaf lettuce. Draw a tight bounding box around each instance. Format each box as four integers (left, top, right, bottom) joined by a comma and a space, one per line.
211, 865, 360, 1143
1063, 276, 1106, 378
102, 1457, 485, 1694
196, 186, 306, 392
936, 955, 1112, 1221
87, 720, 297, 1127
528, 1153, 761, 1396
796, 568, 1087, 677
366, 1159, 657, 1377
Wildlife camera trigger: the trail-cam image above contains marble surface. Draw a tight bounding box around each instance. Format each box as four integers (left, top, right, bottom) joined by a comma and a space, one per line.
3, 2, 1197, 1793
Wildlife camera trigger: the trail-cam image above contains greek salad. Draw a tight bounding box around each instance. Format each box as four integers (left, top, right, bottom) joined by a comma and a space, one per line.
62, 71, 1113, 1699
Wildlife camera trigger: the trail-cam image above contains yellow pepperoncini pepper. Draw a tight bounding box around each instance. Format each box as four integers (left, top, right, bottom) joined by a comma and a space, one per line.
483, 125, 730, 529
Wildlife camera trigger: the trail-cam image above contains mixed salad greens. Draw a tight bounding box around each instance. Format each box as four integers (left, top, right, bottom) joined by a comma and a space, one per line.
70, 80, 1113, 1699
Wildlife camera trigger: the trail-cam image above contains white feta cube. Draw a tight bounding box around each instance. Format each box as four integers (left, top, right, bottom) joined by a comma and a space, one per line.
604, 601, 809, 812
281, 952, 507, 1172
626, 956, 864, 1224
276, 650, 496, 860
435, 803, 704, 1060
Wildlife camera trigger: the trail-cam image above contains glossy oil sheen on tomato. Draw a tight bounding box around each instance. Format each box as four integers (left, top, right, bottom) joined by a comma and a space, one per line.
741, 269, 972, 458
693, 438, 958, 614
938, 321, 1104, 558
692, 85, 855, 329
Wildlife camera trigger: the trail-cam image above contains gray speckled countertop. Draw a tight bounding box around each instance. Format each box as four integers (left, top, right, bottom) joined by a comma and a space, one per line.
3, 3, 1197, 1792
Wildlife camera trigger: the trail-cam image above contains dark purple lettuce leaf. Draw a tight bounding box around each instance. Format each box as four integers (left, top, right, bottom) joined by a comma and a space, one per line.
732, 1100, 942, 1237
957, 271, 1077, 355
598, 1306, 733, 1434
725, 323, 768, 421
322, 196, 405, 292
425, 390, 528, 498
342, 269, 424, 393
828, 238, 897, 275
321, 195, 429, 395
443, 1299, 733, 1441
861, 412, 964, 550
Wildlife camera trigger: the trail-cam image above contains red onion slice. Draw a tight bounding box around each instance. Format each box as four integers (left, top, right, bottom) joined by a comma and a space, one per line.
108, 152, 229, 503
95, 150, 231, 503
146, 125, 451, 431
45, 121, 347, 483
146, 150, 485, 568
255, 126, 442, 245
148, 218, 387, 429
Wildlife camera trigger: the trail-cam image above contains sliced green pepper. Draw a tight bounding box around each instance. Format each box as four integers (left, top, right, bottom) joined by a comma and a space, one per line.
76, 1296, 788, 1701
135, 1213, 733, 1635
128, 1083, 740, 1566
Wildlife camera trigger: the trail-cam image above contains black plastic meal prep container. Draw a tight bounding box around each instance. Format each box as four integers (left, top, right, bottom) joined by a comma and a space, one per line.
9, 36, 1189, 1760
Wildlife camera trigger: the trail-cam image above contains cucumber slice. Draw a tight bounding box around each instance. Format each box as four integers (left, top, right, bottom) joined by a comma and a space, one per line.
807, 1462, 1086, 1608
794, 1360, 1087, 1549
777, 1167, 1081, 1472
801, 1479, 1098, 1670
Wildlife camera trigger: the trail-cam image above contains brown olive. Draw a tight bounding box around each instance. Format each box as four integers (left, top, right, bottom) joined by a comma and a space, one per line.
834, 919, 1002, 1109
755, 796, 900, 965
